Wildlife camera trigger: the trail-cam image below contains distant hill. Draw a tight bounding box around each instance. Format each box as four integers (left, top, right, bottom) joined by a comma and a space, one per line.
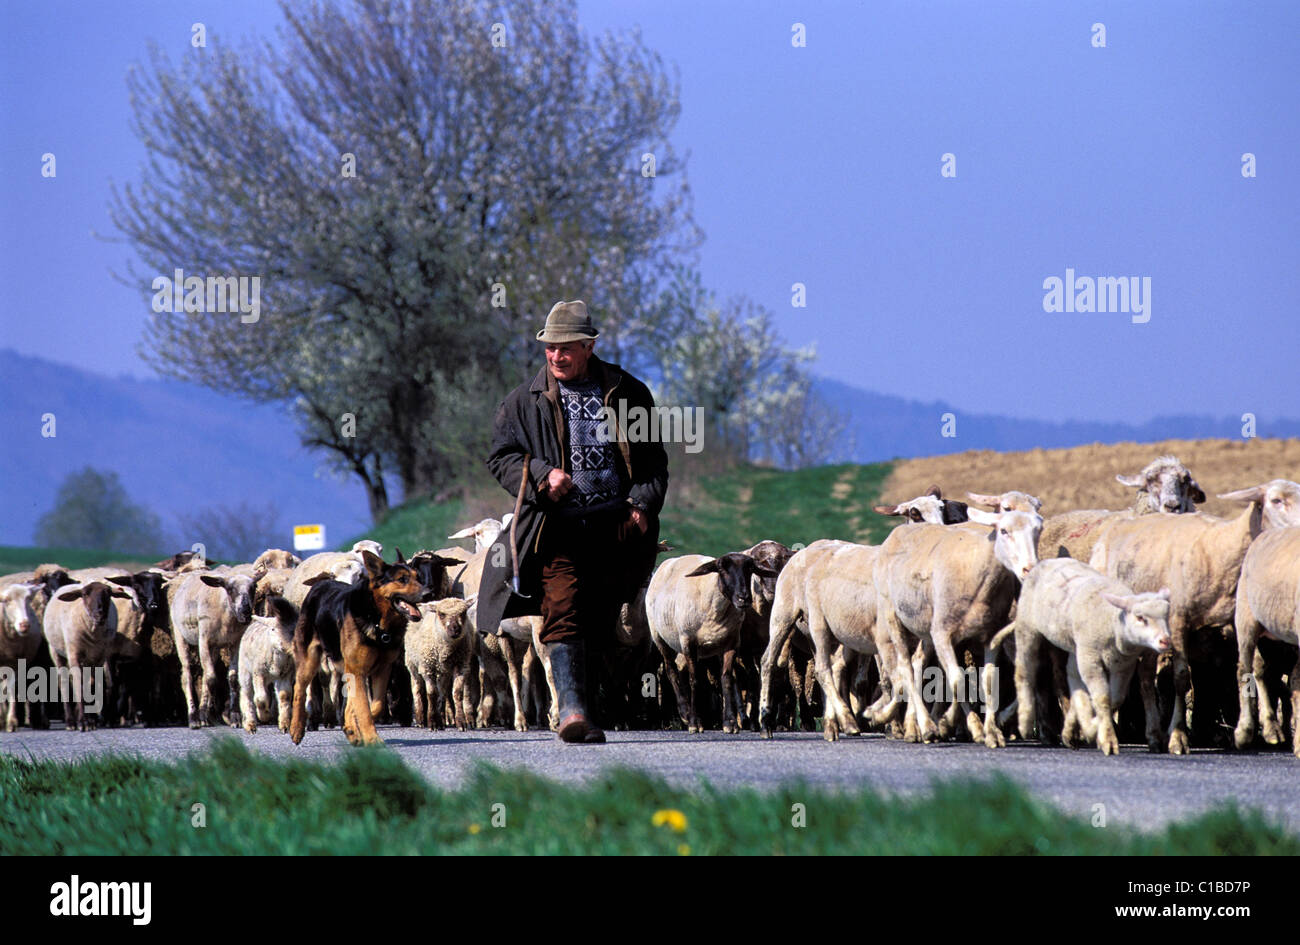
6, 348, 1295, 550
0, 349, 375, 549
815, 378, 1300, 463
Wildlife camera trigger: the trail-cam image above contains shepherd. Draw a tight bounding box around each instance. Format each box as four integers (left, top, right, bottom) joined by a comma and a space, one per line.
479, 300, 669, 743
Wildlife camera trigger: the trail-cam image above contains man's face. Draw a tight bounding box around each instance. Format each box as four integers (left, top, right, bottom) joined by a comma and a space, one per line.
545, 341, 593, 382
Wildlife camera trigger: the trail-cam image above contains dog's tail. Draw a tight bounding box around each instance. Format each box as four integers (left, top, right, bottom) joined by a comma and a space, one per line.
292, 586, 322, 660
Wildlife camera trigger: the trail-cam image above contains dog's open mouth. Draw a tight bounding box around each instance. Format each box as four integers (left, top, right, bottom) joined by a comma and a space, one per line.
396, 599, 421, 620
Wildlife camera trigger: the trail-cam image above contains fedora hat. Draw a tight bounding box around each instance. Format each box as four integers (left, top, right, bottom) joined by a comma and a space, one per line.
536, 300, 599, 343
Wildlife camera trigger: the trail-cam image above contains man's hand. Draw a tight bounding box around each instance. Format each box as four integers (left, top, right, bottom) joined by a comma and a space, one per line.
543, 468, 573, 499
628, 507, 648, 534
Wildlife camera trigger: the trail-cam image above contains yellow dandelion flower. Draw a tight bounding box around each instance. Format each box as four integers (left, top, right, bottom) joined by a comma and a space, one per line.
468, 823, 482, 834
652, 809, 688, 832
677, 844, 691, 856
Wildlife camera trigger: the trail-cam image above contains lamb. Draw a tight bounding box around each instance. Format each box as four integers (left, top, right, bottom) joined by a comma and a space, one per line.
874, 506, 1042, 743
992, 558, 1172, 754
236, 595, 300, 733
1231, 525, 1300, 756
406, 597, 474, 730
447, 515, 514, 553
646, 553, 777, 733
1089, 479, 1300, 753
168, 565, 257, 728
42, 581, 138, 730
0, 582, 45, 731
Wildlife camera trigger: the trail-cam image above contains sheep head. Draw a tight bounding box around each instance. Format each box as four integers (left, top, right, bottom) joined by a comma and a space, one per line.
965, 507, 1043, 580
1219, 479, 1300, 530
1117, 455, 1205, 513
967, 490, 1043, 515
1100, 589, 1172, 653
685, 553, 778, 613
1, 583, 41, 636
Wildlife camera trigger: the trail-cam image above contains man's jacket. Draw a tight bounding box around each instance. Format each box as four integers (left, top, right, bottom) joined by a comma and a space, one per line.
477, 354, 669, 636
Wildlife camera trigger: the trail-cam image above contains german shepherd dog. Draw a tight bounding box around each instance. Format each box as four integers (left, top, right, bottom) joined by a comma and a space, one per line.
288, 549, 424, 746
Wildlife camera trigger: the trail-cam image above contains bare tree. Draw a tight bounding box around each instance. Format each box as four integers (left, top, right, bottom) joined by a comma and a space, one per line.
177, 501, 284, 563
110, 0, 698, 519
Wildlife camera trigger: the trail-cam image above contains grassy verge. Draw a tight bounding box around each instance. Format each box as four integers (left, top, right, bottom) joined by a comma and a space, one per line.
0, 740, 1293, 855
0, 545, 158, 575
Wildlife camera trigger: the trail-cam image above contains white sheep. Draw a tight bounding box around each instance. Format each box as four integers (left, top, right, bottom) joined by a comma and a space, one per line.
1089, 478, 1300, 754
43, 581, 138, 730
874, 507, 1042, 744
236, 595, 299, 733
168, 566, 257, 728
994, 558, 1171, 754
0, 582, 45, 731
406, 597, 474, 730
646, 553, 776, 733
1231, 524, 1300, 756
447, 515, 513, 552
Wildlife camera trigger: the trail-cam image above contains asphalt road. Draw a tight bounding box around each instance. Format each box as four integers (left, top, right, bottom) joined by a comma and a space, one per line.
3, 724, 1297, 833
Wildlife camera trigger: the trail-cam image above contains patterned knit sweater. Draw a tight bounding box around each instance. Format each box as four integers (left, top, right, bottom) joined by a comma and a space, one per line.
556, 377, 624, 515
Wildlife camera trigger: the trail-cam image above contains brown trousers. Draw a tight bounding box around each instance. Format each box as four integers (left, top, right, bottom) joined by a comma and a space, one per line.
538, 507, 655, 647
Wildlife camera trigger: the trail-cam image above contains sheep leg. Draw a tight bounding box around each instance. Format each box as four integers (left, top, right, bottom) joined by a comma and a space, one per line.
275, 677, 292, 732
929, 631, 973, 741
1253, 648, 1281, 745
531, 623, 559, 731
196, 632, 222, 728
682, 639, 703, 733
240, 669, 258, 733
409, 665, 426, 728
981, 629, 1008, 748
653, 635, 692, 731
1166, 619, 1192, 755
759, 597, 801, 737
719, 648, 738, 734
225, 648, 241, 729
1289, 652, 1300, 759
499, 636, 528, 732
1076, 653, 1120, 754
173, 632, 201, 728
808, 611, 858, 741
2, 675, 15, 732
289, 640, 323, 745
887, 615, 936, 742
1014, 623, 1042, 744
452, 665, 469, 731
1137, 652, 1165, 753
1233, 597, 1261, 750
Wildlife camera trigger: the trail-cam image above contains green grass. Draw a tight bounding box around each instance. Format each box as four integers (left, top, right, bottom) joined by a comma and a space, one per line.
656, 461, 894, 557
0, 545, 157, 576
340, 494, 469, 557
0, 740, 1294, 855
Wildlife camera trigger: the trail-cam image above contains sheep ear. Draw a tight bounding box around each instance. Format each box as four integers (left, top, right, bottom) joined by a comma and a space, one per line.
1218, 486, 1266, 503
1188, 480, 1206, 504
463, 593, 479, 607
966, 492, 1001, 507
302, 573, 332, 587
199, 574, 225, 588
685, 560, 719, 577
1100, 592, 1131, 610
1115, 473, 1145, 488
433, 555, 464, 567
500, 512, 514, 528
1156, 587, 1172, 601
753, 565, 779, 580
105, 574, 135, 588
447, 526, 475, 540
965, 507, 999, 526
926, 484, 942, 498
55, 586, 84, 602
873, 504, 902, 516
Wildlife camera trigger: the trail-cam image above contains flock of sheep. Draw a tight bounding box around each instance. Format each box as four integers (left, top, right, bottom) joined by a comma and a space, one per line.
1, 455, 1298, 760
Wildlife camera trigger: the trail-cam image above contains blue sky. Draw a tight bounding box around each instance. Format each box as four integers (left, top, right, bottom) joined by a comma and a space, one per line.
2, 0, 1297, 424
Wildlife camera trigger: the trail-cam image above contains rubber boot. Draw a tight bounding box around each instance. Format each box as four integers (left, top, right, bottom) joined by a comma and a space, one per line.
546, 640, 606, 744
